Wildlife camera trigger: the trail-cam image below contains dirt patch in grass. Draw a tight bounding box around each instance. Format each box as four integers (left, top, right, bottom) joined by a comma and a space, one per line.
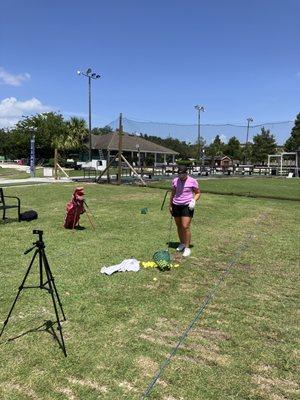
140, 318, 231, 367
190, 326, 230, 341
252, 292, 274, 301
155, 318, 230, 342
255, 364, 273, 373
292, 348, 300, 360
137, 356, 159, 376
178, 282, 199, 293
56, 386, 77, 400
136, 356, 169, 388
238, 264, 254, 271
67, 377, 108, 393
118, 381, 138, 393
189, 258, 228, 273
252, 374, 299, 398
177, 350, 230, 367
2, 382, 38, 399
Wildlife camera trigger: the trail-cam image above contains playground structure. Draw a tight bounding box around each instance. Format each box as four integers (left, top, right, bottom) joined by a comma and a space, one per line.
267, 151, 299, 177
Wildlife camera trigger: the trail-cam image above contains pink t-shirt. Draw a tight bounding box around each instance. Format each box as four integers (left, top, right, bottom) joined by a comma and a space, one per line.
172, 176, 199, 205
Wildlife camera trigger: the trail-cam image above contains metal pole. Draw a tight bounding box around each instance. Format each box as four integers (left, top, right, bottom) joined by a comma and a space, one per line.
54, 148, 58, 180
88, 76, 92, 162
138, 147, 141, 172
107, 149, 111, 183
197, 110, 201, 164
77, 69, 100, 163
199, 111, 203, 166
30, 130, 36, 178
118, 113, 123, 185
244, 118, 253, 165
245, 120, 250, 164
195, 105, 205, 167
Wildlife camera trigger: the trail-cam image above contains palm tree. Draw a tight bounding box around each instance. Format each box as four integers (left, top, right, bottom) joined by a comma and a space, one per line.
64, 117, 88, 150
53, 117, 88, 179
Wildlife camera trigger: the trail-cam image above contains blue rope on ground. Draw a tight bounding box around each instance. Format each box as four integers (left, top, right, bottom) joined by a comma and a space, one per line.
141, 213, 267, 399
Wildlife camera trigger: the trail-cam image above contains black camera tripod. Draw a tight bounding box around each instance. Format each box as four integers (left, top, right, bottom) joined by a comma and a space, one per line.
0, 230, 67, 356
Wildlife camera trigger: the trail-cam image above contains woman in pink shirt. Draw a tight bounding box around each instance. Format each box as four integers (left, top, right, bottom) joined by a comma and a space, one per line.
169, 165, 200, 257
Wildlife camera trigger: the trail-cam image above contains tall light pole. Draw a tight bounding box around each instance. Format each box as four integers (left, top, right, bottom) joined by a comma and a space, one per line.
194, 105, 205, 165
245, 117, 253, 164
27, 126, 37, 178
77, 68, 101, 162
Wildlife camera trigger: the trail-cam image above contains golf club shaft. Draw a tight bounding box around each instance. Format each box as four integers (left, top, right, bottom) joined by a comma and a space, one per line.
86, 211, 96, 230
167, 216, 173, 250
161, 190, 170, 211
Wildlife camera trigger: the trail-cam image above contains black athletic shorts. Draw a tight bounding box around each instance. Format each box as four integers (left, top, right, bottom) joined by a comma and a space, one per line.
172, 203, 194, 218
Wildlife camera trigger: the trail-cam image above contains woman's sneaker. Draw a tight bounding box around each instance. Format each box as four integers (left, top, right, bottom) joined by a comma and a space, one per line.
176, 243, 185, 252
182, 248, 191, 257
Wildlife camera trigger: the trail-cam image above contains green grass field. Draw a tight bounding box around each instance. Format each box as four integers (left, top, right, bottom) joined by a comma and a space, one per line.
0, 168, 31, 180
0, 167, 84, 180
0, 182, 299, 399
150, 177, 300, 201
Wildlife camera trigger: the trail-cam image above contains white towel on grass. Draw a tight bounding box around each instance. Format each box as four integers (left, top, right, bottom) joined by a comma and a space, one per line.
100, 258, 140, 275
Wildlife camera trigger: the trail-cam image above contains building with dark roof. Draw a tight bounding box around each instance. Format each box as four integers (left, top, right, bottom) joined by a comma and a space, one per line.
91, 132, 178, 164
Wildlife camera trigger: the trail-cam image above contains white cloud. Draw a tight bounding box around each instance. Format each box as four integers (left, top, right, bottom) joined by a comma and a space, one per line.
0, 67, 31, 86
0, 97, 52, 128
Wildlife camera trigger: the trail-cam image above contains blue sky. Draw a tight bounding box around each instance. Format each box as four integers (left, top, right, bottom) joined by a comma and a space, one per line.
0, 0, 299, 143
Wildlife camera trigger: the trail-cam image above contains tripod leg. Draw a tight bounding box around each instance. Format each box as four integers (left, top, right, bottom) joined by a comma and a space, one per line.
42, 251, 66, 321
0, 250, 39, 337
41, 250, 67, 356
39, 246, 43, 287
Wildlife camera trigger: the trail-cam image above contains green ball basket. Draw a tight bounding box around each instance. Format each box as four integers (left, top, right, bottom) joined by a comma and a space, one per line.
153, 250, 171, 271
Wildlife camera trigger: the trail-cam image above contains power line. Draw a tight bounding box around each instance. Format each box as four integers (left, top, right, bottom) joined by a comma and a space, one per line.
107, 116, 293, 128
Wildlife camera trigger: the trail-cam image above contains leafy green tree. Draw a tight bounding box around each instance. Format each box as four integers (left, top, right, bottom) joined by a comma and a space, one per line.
0, 129, 12, 159
284, 113, 300, 151
9, 113, 89, 164
1, 127, 31, 160
12, 112, 67, 161
206, 135, 225, 158
140, 134, 192, 159
91, 126, 113, 135
225, 136, 242, 160
251, 127, 277, 165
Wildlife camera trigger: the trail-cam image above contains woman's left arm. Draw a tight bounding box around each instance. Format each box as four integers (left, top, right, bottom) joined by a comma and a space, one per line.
193, 188, 201, 202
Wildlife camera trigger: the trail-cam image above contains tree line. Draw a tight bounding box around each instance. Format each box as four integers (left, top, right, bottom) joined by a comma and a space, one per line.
0, 112, 299, 166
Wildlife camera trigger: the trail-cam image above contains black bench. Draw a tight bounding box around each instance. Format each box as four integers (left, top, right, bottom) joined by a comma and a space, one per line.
0, 188, 21, 222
